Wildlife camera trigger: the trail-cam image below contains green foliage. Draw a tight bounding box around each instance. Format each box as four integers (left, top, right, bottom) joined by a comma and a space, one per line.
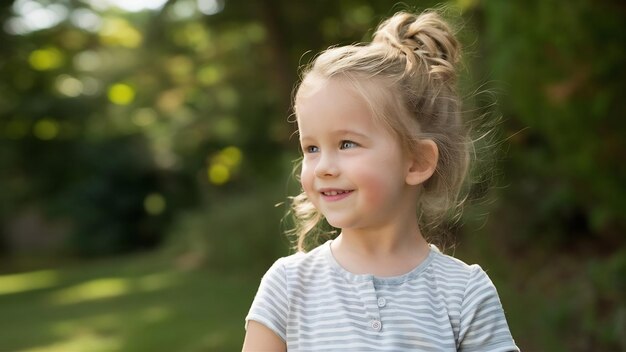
164, 182, 292, 274
478, 0, 626, 246
56, 135, 174, 255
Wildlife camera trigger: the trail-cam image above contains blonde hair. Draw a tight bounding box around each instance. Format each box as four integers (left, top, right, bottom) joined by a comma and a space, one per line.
290, 10, 470, 252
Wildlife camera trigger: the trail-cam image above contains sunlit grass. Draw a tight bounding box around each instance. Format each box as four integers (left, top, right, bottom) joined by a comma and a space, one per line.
0, 253, 257, 352
21, 331, 121, 352
0, 270, 59, 295
49, 277, 132, 305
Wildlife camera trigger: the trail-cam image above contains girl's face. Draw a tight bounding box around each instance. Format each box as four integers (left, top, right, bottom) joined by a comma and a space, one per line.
296, 78, 418, 231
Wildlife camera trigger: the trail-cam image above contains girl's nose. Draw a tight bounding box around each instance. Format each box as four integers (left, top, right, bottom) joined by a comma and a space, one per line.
314, 153, 339, 177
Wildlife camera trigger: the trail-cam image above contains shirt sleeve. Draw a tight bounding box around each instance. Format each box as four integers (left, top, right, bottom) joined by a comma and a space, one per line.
245, 258, 289, 342
458, 265, 520, 352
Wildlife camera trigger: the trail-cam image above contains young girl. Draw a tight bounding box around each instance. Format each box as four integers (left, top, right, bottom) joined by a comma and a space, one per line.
243, 10, 519, 352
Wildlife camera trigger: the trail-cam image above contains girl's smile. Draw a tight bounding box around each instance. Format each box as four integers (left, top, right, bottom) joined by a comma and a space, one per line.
318, 188, 354, 202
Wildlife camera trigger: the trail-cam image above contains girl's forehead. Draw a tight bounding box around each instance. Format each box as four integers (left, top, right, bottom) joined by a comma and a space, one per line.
296, 76, 392, 124
297, 76, 340, 99
295, 77, 399, 140
296, 76, 369, 110
297, 74, 391, 108
296, 79, 367, 118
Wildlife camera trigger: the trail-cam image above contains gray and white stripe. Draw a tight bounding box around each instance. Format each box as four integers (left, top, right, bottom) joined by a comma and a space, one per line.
246, 241, 519, 351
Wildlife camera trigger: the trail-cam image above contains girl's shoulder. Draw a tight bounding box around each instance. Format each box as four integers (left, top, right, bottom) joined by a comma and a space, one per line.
428, 245, 495, 289
261, 241, 331, 278
429, 244, 481, 270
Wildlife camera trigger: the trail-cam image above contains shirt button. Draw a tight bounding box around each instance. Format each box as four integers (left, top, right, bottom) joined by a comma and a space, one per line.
377, 297, 386, 308
370, 319, 382, 331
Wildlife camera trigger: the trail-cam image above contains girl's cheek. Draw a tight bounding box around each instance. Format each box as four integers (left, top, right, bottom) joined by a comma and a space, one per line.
359, 171, 389, 203
300, 162, 313, 192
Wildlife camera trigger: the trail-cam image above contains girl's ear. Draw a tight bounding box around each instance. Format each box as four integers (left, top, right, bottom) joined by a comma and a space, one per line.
405, 139, 438, 186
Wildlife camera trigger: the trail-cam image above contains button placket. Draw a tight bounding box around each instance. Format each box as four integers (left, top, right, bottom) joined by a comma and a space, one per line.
356, 278, 382, 332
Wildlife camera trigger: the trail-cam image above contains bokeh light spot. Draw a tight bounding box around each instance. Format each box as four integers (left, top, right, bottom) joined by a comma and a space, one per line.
108, 83, 135, 105
70, 7, 102, 32
197, 65, 222, 86
219, 146, 242, 168
208, 164, 229, 185
99, 17, 142, 48
207, 146, 243, 186
197, 0, 224, 16
144, 193, 166, 215
7, 2, 69, 35
156, 89, 185, 112
132, 108, 157, 126
28, 47, 64, 70
74, 50, 102, 71
33, 118, 59, 140
55, 74, 83, 97
85, 0, 169, 12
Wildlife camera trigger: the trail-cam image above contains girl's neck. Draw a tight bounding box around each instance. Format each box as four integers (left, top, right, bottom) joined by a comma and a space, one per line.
337, 224, 425, 255
330, 222, 431, 277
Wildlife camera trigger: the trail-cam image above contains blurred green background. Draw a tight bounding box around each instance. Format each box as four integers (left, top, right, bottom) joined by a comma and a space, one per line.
0, 0, 624, 351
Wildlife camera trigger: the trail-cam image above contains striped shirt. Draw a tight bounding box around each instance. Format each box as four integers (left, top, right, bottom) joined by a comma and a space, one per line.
246, 240, 519, 351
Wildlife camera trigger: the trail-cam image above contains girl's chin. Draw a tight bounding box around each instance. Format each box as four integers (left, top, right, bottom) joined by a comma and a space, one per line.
323, 217, 354, 230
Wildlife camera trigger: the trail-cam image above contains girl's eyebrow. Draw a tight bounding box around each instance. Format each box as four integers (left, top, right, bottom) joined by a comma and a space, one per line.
333, 129, 370, 140
299, 129, 369, 140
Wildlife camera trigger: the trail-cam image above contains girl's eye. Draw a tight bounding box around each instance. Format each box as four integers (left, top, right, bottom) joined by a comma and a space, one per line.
340, 140, 358, 149
304, 145, 319, 153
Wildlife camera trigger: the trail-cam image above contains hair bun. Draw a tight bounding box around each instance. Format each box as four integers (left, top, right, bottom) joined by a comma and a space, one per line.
373, 11, 460, 81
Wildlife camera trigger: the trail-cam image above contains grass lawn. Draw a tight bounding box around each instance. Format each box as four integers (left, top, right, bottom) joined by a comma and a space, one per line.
0, 252, 259, 352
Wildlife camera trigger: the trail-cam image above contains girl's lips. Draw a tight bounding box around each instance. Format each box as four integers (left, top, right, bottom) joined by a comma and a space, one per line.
319, 189, 353, 201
